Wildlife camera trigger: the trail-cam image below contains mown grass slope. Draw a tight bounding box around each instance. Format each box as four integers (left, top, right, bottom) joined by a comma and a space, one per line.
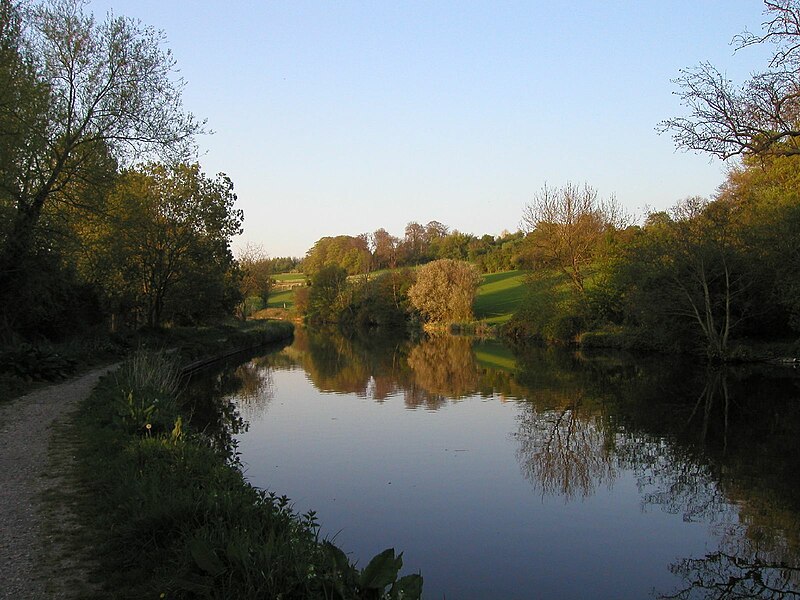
272, 272, 305, 283
473, 270, 528, 324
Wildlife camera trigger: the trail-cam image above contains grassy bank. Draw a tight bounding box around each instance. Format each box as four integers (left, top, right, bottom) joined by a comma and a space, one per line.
473, 270, 527, 325
67, 320, 422, 599
0, 321, 296, 403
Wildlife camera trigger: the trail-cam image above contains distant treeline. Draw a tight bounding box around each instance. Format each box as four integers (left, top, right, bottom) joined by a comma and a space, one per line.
268, 256, 302, 274
300, 223, 527, 276
296, 157, 800, 361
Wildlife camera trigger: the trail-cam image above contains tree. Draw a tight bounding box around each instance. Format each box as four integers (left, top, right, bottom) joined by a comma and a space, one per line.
407, 259, 481, 323
0, 0, 201, 317
236, 243, 273, 320
717, 154, 800, 333
370, 228, 400, 270
521, 182, 625, 293
306, 264, 349, 324
660, 1, 800, 159
619, 198, 752, 359
87, 163, 242, 328
302, 235, 371, 277
403, 221, 426, 264
436, 231, 475, 261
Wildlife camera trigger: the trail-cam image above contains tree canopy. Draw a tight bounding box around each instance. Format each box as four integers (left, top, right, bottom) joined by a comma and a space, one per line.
0, 0, 207, 338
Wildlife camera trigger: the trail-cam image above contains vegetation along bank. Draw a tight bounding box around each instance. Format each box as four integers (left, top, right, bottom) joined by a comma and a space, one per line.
62, 320, 423, 599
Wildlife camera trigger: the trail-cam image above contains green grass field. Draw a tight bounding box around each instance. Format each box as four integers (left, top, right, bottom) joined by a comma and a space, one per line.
474, 270, 528, 324
267, 287, 296, 309
272, 272, 305, 283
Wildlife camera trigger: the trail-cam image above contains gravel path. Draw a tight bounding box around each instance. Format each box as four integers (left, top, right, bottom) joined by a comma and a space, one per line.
0, 365, 117, 600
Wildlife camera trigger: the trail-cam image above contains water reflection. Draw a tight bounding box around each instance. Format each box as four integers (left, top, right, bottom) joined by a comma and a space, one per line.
231, 357, 275, 421
192, 328, 800, 598
514, 396, 616, 500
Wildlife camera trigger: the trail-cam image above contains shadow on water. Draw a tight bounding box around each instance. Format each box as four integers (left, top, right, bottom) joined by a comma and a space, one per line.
186, 327, 800, 598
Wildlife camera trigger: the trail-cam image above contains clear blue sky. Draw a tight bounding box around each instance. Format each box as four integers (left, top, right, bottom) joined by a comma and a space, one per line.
89, 0, 773, 258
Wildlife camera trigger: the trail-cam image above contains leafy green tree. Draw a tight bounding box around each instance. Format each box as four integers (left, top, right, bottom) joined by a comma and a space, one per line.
718, 154, 800, 333
345, 269, 415, 329
407, 259, 481, 323
86, 163, 242, 328
306, 264, 349, 324
618, 198, 752, 359
0, 0, 201, 336
303, 235, 371, 277
436, 231, 475, 261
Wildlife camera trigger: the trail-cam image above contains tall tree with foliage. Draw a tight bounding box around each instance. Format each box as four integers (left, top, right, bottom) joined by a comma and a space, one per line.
85, 163, 242, 328
306, 264, 349, 324
618, 198, 752, 359
0, 0, 201, 335
718, 154, 800, 333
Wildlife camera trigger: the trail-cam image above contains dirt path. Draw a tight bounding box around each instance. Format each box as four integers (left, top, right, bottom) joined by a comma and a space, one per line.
0, 365, 117, 600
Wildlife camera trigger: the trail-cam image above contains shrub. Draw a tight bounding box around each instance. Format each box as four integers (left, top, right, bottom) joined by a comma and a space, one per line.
407, 259, 481, 323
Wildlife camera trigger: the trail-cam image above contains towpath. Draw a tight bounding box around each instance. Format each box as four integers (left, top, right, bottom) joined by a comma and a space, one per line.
0, 365, 117, 599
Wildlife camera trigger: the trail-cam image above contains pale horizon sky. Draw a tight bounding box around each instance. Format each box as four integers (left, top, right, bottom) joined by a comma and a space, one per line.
89, 0, 775, 258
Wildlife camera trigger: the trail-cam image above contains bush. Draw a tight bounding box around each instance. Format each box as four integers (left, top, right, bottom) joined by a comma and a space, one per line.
407, 259, 480, 323
0, 343, 77, 381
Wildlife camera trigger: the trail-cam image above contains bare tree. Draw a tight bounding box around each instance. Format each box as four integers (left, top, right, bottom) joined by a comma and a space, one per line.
521, 182, 626, 293
661, 1, 800, 159
237, 243, 272, 320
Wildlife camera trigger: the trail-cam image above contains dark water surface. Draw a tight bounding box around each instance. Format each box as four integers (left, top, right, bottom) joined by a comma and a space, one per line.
192, 329, 800, 599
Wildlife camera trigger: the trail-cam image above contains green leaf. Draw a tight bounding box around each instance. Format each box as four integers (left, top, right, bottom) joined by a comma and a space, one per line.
390, 574, 423, 600
323, 541, 353, 574
189, 539, 226, 577
359, 548, 403, 591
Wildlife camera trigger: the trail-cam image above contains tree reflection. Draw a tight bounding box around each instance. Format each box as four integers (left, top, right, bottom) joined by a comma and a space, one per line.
662, 546, 800, 599
510, 347, 800, 596
513, 394, 616, 500
231, 358, 274, 421
201, 328, 800, 596
406, 335, 479, 406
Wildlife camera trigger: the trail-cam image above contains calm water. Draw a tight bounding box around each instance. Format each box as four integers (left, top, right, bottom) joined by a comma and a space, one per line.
193, 329, 800, 599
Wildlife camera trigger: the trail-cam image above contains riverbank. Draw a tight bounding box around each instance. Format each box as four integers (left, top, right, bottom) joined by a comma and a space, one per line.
56, 319, 420, 599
